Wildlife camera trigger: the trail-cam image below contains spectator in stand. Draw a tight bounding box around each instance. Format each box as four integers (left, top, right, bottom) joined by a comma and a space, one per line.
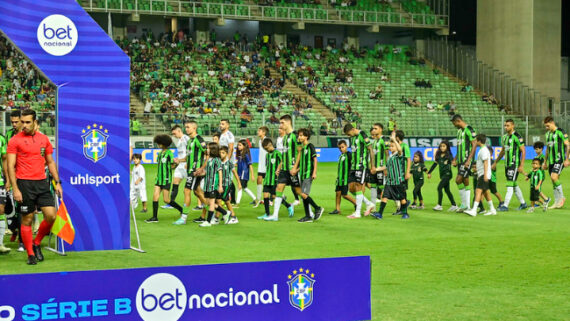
240, 106, 252, 128
426, 101, 435, 112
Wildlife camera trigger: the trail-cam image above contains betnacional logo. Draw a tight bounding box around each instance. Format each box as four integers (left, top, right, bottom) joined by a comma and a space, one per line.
37, 14, 78, 56
82, 124, 109, 163
287, 268, 315, 312
136, 273, 187, 321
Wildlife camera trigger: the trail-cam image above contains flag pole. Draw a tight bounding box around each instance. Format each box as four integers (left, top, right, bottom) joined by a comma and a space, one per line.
46, 194, 66, 256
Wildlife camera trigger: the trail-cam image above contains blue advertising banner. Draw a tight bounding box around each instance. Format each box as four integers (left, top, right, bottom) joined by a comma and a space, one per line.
135, 146, 544, 164
0, 256, 371, 321
0, 0, 130, 251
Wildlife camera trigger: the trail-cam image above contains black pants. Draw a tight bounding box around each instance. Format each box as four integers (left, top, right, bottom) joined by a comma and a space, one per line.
412, 181, 424, 202
437, 177, 456, 206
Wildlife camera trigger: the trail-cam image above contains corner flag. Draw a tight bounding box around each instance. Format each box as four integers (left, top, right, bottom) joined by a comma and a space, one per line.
51, 200, 76, 245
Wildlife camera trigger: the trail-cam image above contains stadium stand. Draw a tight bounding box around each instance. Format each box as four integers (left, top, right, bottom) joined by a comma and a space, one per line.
0, 36, 56, 134
0, 32, 531, 138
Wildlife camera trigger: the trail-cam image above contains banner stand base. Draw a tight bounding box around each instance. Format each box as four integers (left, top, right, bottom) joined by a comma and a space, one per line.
46, 233, 67, 256
130, 204, 145, 253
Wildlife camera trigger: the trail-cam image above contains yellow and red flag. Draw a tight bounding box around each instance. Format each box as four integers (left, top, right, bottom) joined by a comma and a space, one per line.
51, 200, 75, 245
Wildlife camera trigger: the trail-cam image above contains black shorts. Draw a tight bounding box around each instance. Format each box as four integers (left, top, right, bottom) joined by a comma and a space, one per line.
240, 179, 249, 189
348, 170, 367, 185
185, 174, 203, 191
369, 171, 385, 187
383, 184, 406, 201
530, 188, 540, 202
277, 171, 300, 187
263, 185, 276, 195
156, 183, 171, 191
217, 187, 231, 202
489, 181, 498, 194
335, 185, 348, 196
505, 165, 519, 182
204, 191, 218, 199
457, 163, 471, 178
16, 179, 54, 214
258, 172, 266, 178
549, 162, 564, 175
476, 176, 489, 191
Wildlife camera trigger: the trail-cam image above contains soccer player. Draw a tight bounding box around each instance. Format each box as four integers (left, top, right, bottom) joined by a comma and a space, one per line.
175, 120, 207, 225
7, 109, 63, 265
297, 128, 324, 223
235, 139, 257, 206
220, 146, 240, 224
163, 125, 189, 209
6, 109, 22, 141
199, 143, 230, 227
264, 115, 298, 221
370, 123, 388, 213
343, 123, 376, 219
255, 126, 269, 207
276, 126, 301, 207
330, 140, 357, 215
428, 141, 458, 211
257, 138, 293, 219
371, 131, 409, 219
543, 116, 570, 209
5, 109, 22, 249
130, 154, 147, 212
0, 133, 10, 254
465, 134, 496, 217
145, 134, 183, 223
451, 114, 477, 212
219, 119, 237, 204
524, 158, 548, 213
493, 119, 527, 211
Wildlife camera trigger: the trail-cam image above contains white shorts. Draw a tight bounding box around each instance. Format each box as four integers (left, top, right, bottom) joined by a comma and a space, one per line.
130, 187, 147, 208
174, 163, 188, 180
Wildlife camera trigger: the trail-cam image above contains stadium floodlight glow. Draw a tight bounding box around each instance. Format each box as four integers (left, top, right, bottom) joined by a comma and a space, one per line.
0, 0, 131, 251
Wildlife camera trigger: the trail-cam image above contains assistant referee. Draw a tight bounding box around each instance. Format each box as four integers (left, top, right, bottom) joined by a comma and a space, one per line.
7, 110, 62, 265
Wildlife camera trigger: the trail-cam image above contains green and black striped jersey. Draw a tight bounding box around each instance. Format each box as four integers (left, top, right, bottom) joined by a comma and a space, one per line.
203, 157, 222, 192
5, 128, 17, 141
263, 150, 282, 186
536, 153, 546, 177
372, 137, 387, 167
186, 135, 207, 174
386, 153, 407, 185
350, 131, 371, 171
545, 128, 568, 164
336, 152, 351, 186
282, 131, 298, 171
527, 170, 544, 190
501, 131, 524, 167
456, 125, 476, 164
0, 134, 6, 186
221, 160, 234, 188
299, 143, 317, 180
155, 149, 174, 186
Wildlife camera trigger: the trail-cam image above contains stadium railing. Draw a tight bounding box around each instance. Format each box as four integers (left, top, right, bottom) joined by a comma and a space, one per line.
421, 38, 552, 119
81, 0, 448, 27
1, 112, 56, 136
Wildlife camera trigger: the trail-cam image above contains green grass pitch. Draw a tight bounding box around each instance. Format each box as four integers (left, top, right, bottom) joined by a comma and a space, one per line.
1, 161, 569, 320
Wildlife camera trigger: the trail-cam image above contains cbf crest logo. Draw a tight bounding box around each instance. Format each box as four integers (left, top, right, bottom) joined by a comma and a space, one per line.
287, 268, 315, 312
82, 124, 109, 163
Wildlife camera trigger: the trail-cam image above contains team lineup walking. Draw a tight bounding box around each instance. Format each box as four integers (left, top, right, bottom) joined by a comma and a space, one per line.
135, 115, 569, 226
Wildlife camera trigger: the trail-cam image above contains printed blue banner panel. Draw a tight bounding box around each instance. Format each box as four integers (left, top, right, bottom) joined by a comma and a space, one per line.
0, 256, 372, 321
134, 146, 543, 164
0, 0, 130, 251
